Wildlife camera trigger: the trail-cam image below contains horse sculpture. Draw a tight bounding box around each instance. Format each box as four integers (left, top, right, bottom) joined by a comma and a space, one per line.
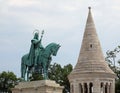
21, 43, 60, 81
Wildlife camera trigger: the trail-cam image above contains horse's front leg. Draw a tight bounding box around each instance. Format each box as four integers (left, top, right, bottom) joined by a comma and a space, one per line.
23, 66, 26, 81
21, 63, 26, 81
27, 67, 30, 81
43, 65, 48, 80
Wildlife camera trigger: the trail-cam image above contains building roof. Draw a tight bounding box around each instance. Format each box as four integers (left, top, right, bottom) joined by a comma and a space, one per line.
69, 7, 115, 78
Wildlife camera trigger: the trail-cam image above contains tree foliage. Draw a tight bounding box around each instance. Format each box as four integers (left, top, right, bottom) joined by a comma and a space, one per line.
105, 45, 120, 93
106, 46, 120, 67
48, 63, 73, 93
30, 72, 43, 81
0, 71, 20, 93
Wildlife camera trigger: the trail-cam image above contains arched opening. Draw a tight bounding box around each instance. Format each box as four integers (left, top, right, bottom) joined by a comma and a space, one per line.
89, 82, 93, 93
84, 83, 88, 93
100, 82, 104, 93
90, 44, 92, 48
105, 83, 108, 93
79, 83, 83, 93
109, 83, 111, 93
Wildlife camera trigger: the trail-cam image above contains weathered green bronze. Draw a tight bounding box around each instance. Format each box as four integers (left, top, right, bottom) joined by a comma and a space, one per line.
21, 30, 60, 81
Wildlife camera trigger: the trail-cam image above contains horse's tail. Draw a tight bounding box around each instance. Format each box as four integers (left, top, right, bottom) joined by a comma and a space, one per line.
21, 56, 24, 78
21, 55, 27, 80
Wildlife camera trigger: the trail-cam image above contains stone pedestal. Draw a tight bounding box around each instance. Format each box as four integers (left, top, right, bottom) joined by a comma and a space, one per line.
12, 80, 63, 93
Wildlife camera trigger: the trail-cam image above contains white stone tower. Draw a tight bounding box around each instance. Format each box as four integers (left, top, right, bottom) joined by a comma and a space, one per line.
68, 7, 116, 93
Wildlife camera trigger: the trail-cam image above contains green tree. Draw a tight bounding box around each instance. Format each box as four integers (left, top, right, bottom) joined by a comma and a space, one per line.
106, 46, 120, 69
106, 46, 120, 77
105, 45, 120, 93
48, 63, 73, 93
0, 71, 20, 93
61, 64, 73, 93
30, 72, 43, 81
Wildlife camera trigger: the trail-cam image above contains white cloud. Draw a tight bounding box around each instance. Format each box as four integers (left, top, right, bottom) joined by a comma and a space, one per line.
0, 0, 83, 31
8, 0, 37, 7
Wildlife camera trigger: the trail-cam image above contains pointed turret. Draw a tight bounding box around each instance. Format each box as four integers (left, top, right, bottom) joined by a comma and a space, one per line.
68, 7, 115, 93
70, 7, 114, 75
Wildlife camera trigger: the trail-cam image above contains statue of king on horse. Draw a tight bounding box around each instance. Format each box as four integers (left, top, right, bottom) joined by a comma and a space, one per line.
21, 30, 60, 81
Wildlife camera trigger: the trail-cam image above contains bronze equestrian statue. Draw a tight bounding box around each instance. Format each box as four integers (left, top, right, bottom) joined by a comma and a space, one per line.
21, 30, 60, 81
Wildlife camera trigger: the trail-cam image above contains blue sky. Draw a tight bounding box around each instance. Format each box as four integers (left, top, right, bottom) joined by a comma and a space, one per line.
0, 0, 120, 77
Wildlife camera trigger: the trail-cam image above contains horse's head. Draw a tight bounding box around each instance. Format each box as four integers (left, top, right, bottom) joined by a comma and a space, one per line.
51, 43, 60, 56
44, 43, 60, 58
45, 43, 60, 56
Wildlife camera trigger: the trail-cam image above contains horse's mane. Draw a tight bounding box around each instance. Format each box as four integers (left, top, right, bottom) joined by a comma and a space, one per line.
45, 43, 57, 49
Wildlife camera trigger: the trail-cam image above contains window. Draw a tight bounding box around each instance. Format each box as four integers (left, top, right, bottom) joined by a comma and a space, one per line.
90, 44, 92, 48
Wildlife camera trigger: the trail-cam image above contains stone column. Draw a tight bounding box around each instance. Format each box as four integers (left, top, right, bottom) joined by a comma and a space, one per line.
70, 84, 74, 93
73, 81, 79, 93
110, 80, 115, 93
82, 84, 84, 93
103, 84, 105, 93
93, 79, 100, 93
109, 83, 111, 93
87, 83, 90, 93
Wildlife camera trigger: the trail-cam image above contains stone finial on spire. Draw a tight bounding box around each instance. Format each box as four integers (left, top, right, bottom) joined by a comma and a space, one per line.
88, 6, 91, 10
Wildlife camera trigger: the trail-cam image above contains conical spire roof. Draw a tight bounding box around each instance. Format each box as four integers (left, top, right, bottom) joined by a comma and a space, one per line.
69, 7, 114, 77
